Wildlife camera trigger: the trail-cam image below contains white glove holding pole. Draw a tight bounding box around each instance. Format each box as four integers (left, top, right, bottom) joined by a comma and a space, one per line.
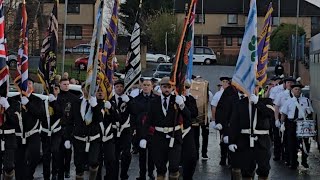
280, 123, 285, 133
64, 140, 71, 149
139, 139, 147, 149
21, 96, 29, 105
209, 121, 216, 129
104, 101, 111, 109
215, 123, 223, 130
0, 97, 10, 110
249, 94, 259, 104
175, 95, 185, 109
48, 94, 56, 102
228, 144, 238, 152
89, 96, 98, 107
223, 136, 229, 144
122, 95, 130, 103
275, 119, 281, 128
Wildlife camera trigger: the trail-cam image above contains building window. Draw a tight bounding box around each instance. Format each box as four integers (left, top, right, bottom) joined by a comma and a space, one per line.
195, 14, 205, 24
194, 35, 208, 46
226, 37, 232, 46
238, 37, 242, 46
66, 26, 82, 39
227, 14, 238, 24
272, 17, 280, 26
311, 17, 320, 36
67, 4, 80, 14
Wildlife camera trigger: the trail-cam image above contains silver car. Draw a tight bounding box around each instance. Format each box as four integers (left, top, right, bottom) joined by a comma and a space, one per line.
153, 63, 172, 78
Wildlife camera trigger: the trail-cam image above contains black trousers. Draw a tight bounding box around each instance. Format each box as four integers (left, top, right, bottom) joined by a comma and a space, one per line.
115, 128, 132, 179
97, 140, 117, 180
73, 138, 100, 175
151, 131, 182, 175
15, 133, 41, 180
192, 124, 209, 157
230, 135, 271, 178
41, 132, 62, 179
0, 134, 16, 174
219, 131, 228, 162
182, 128, 197, 180
138, 139, 154, 178
58, 136, 72, 178
272, 122, 282, 159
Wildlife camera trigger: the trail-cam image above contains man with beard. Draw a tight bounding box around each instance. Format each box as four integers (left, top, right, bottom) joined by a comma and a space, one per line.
145, 77, 191, 180
13, 79, 46, 180
134, 78, 157, 180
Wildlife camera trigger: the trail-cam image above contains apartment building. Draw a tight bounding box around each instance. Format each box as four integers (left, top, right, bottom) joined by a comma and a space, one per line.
175, 0, 320, 57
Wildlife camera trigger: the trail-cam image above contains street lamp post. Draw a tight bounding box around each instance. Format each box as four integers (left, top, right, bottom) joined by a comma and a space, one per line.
293, 0, 300, 78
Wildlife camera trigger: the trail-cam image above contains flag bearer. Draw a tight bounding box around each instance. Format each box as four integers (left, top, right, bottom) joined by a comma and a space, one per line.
145, 77, 190, 180
71, 84, 102, 180
228, 85, 274, 180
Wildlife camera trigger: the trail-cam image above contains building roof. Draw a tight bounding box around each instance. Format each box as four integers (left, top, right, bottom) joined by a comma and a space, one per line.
175, 0, 320, 17
40, 0, 96, 4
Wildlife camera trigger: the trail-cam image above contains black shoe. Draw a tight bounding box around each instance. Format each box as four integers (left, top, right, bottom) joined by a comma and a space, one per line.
290, 165, 298, 170
285, 161, 291, 166
219, 159, 227, 166
301, 162, 309, 168
51, 174, 58, 180
148, 174, 155, 180
64, 171, 70, 178
202, 154, 209, 161
136, 177, 146, 180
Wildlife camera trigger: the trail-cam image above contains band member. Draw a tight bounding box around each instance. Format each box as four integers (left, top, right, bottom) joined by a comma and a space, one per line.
228, 86, 274, 180
134, 78, 156, 180
96, 87, 117, 180
71, 84, 102, 179
273, 77, 295, 163
41, 87, 62, 180
280, 82, 313, 169
54, 78, 78, 179
181, 80, 198, 179
13, 79, 46, 180
0, 96, 20, 180
211, 76, 237, 166
145, 77, 191, 180
109, 80, 135, 180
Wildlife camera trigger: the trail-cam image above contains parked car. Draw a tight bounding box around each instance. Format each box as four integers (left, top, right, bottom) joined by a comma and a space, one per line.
146, 52, 170, 63
193, 46, 217, 65
65, 44, 91, 54
152, 63, 172, 78
74, 56, 88, 70
7, 50, 18, 68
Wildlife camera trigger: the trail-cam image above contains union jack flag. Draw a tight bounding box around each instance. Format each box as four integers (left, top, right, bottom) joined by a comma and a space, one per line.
0, 0, 8, 97
14, 2, 29, 96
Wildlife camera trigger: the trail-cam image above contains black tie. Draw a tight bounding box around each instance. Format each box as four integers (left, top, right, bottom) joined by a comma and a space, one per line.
118, 97, 123, 109
85, 100, 90, 113
294, 98, 299, 119
163, 97, 167, 111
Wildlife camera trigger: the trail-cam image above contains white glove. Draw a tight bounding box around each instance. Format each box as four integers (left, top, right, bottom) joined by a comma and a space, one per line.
64, 140, 71, 149
223, 136, 229, 144
209, 121, 216, 129
280, 123, 285, 133
48, 94, 56, 102
305, 107, 312, 114
181, 95, 186, 102
21, 96, 29, 105
104, 101, 111, 109
122, 95, 130, 103
215, 123, 223, 130
275, 119, 281, 128
89, 96, 98, 107
228, 144, 238, 152
249, 94, 259, 104
139, 139, 147, 149
175, 95, 184, 105
0, 97, 10, 110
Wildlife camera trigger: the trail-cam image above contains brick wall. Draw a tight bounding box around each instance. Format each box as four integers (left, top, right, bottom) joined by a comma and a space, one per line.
283, 59, 310, 85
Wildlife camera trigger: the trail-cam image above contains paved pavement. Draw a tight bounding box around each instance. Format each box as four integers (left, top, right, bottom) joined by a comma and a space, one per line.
31, 64, 320, 179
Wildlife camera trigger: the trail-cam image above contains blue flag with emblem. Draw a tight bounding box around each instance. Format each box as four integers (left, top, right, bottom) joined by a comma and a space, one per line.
232, 0, 257, 96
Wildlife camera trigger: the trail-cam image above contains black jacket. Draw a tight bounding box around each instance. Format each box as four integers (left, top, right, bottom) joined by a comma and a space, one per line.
109, 95, 135, 126
229, 97, 274, 149
215, 86, 238, 134
184, 95, 198, 128
71, 97, 103, 139
98, 99, 116, 139
1, 98, 21, 130
11, 94, 46, 133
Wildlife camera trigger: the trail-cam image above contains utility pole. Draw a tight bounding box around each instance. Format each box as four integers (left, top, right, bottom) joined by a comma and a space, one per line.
201, 0, 204, 46
293, 0, 300, 78
62, 0, 68, 74
278, 0, 281, 26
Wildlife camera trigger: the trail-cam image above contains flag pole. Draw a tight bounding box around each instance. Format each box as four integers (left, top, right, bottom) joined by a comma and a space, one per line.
61, 0, 68, 74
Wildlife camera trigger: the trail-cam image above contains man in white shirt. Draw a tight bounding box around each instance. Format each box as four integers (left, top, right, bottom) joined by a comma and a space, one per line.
280, 82, 314, 169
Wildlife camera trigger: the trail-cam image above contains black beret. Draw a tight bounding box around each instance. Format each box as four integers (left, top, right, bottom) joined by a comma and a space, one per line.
114, 80, 124, 86
220, 76, 231, 81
